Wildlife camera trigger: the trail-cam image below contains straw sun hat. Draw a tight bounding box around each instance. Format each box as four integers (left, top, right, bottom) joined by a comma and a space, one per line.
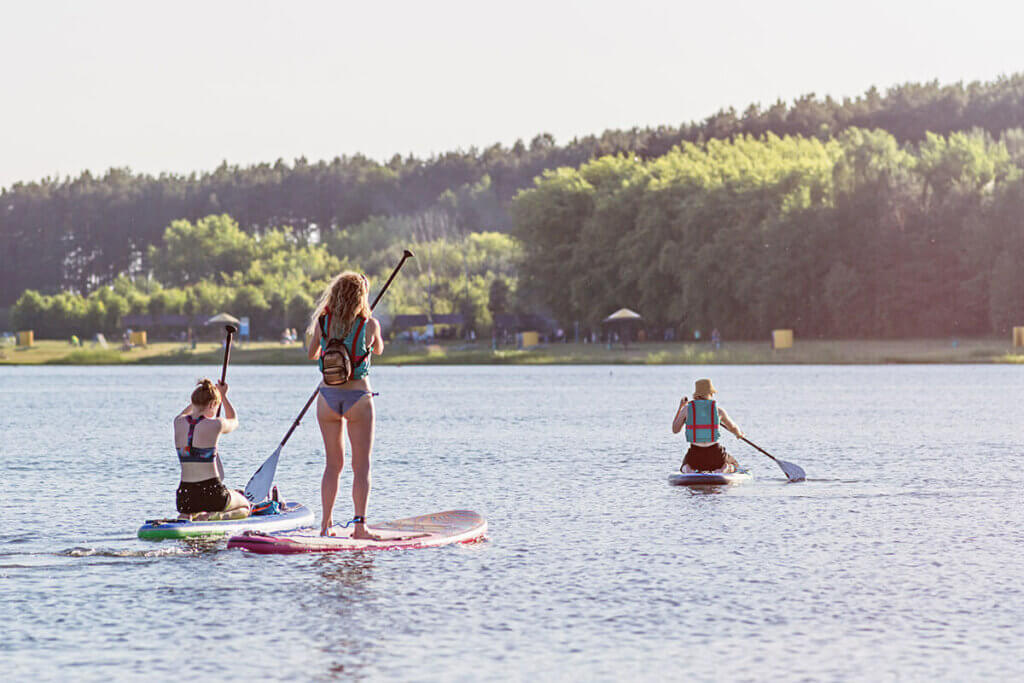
694, 378, 717, 396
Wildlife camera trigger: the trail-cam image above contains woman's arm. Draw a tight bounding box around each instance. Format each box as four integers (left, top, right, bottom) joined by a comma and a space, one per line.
217, 382, 239, 434
672, 397, 689, 434
368, 318, 384, 355
307, 330, 321, 361
718, 407, 743, 439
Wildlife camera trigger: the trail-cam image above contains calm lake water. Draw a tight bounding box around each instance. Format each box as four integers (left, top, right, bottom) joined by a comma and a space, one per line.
1, 364, 1022, 680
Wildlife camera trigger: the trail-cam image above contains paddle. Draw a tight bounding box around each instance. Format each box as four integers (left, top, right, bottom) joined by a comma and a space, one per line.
243, 250, 415, 503
214, 324, 237, 480
738, 435, 806, 482
216, 324, 238, 418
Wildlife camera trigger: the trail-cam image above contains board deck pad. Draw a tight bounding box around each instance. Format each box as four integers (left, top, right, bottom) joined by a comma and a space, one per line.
668, 470, 753, 486
227, 509, 487, 553
137, 502, 315, 540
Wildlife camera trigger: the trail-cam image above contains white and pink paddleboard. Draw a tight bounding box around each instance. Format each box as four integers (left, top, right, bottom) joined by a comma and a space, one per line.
226, 510, 487, 554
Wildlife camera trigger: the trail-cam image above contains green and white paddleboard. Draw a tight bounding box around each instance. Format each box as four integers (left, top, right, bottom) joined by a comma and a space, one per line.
137, 502, 315, 540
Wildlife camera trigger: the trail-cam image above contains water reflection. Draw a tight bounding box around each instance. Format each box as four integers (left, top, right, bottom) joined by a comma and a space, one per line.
314, 553, 376, 589
307, 554, 379, 679
678, 485, 729, 495
180, 537, 227, 554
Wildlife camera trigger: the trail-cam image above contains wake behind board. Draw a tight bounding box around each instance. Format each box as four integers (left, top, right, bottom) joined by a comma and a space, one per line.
227, 510, 487, 554
668, 470, 753, 487
138, 502, 315, 540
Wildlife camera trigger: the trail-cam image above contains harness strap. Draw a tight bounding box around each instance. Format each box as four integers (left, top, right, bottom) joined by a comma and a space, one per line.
350, 317, 368, 366
185, 415, 204, 447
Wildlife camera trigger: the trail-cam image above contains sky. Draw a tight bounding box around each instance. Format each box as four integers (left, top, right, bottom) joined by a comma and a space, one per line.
1, 0, 1023, 190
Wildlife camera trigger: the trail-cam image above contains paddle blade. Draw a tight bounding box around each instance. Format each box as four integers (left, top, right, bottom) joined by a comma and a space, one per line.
244, 446, 282, 502
778, 459, 806, 482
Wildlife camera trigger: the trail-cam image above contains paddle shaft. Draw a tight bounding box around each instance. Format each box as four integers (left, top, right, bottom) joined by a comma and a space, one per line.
737, 434, 806, 481
369, 249, 414, 310
216, 324, 237, 418
276, 250, 415, 450
739, 435, 779, 463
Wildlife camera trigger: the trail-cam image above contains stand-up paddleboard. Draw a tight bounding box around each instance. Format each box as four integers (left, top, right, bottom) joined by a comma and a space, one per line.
668, 470, 753, 486
227, 510, 487, 554
138, 502, 315, 540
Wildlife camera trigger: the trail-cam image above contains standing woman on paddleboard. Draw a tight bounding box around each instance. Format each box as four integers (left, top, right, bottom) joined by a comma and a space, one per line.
175, 379, 251, 518
307, 272, 384, 538
672, 378, 745, 473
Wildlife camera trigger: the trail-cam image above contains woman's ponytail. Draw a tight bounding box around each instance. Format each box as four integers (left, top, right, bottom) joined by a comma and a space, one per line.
191, 378, 221, 408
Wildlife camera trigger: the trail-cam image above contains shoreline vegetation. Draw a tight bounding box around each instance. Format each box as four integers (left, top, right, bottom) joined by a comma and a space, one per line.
3, 338, 1023, 366
7, 76, 1024, 350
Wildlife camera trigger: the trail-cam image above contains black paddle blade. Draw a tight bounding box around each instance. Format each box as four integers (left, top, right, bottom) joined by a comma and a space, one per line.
778, 459, 806, 482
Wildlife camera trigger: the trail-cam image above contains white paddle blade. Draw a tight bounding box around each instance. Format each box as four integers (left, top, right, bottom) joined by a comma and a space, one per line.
244, 446, 282, 502
779, 459, 806, 482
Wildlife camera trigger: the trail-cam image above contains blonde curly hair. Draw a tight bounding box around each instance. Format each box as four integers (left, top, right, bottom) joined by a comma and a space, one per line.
306, 271, 371, 341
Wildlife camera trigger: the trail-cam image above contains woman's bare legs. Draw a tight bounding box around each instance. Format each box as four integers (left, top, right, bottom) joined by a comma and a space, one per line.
345, 396, 378, 540
317, 394, 346, 535
224, 489, 251, 513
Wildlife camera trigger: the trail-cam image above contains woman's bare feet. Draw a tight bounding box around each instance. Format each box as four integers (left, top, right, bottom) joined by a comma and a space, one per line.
351, 523, 383, 541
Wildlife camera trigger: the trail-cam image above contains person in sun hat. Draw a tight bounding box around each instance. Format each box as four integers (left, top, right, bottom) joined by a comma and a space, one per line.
671, 378, 745, 473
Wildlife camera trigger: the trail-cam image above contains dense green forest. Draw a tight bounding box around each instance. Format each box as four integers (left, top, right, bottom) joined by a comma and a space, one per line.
515, 129, 1024, 338
8, 214, 521, 339
5, 74, 1024, 339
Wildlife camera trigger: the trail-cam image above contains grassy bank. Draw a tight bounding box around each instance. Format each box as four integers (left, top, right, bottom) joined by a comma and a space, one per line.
2, 337, 1024, 366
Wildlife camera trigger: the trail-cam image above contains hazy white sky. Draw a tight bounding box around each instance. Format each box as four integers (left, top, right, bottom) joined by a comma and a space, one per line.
2, 0, 1022, 190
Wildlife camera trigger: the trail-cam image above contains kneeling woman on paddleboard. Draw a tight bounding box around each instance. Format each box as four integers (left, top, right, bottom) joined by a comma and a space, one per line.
307, 272, 384, 538
672, 378, 745, 473
174, 379, 251, 517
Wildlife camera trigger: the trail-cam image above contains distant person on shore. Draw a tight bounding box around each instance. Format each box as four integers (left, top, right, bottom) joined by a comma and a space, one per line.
672, 378, 744, 473
711, 328, 721, 350
174, 379, 250, 519
306, 271, 384, 538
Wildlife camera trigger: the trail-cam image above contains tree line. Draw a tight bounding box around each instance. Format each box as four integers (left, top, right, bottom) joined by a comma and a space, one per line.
9, 214, 522, 340
514, 128, 1024, 339
5, 74, 1024, 309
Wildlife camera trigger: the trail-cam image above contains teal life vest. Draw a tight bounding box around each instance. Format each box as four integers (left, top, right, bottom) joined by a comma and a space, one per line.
685, 399, 720, 443
318, 313, 371, 384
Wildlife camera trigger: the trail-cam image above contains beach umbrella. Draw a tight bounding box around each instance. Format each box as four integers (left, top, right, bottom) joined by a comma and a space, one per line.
602, 308, 642, 323
205, 313, 240, 325
601, 308, 643, 347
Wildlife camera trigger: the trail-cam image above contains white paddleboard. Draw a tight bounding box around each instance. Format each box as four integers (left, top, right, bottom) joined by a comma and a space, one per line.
668, 470, 753, 486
